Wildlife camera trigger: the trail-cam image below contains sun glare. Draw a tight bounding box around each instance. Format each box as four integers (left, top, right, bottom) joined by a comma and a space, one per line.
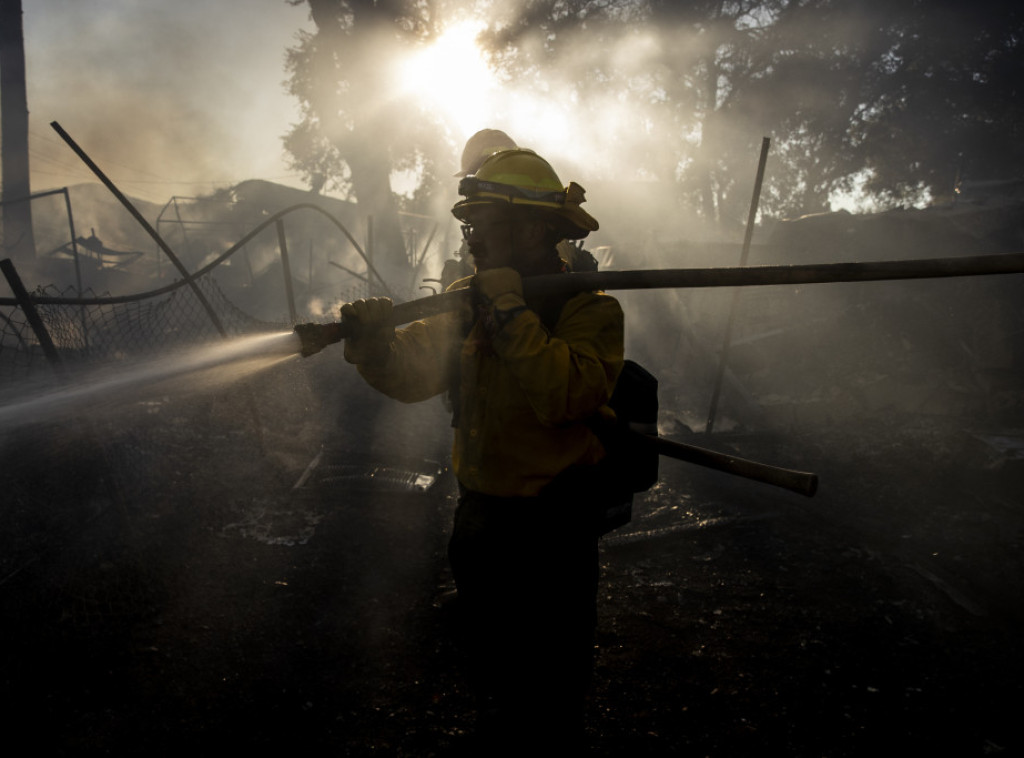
397, 21, 494, 134
391, 19, 601, 180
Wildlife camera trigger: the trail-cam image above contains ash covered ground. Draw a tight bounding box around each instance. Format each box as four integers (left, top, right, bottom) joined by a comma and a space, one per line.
1, 226, 1023, 758
2, 333, 1022, 758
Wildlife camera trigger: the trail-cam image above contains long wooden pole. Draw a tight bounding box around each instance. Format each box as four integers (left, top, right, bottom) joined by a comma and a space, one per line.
636, 431, 818, 497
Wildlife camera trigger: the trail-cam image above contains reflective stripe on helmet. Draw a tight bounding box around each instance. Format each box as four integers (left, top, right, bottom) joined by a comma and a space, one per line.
457, 176, 567, 207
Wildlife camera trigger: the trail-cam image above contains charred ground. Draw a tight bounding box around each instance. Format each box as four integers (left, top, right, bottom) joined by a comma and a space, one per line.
1, 334, 1021, 756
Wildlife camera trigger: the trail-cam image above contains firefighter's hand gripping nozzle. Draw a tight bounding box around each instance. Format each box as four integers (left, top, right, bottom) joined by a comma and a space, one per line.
294, 322, 344, 357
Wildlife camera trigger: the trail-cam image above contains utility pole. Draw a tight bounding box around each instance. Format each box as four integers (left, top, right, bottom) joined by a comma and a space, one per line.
1, 0, 37, 260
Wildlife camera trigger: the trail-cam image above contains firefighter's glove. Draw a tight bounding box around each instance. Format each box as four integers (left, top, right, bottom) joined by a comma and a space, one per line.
340, 297, 395, 365
474, 267, 527, 330
441, 257, 474, 292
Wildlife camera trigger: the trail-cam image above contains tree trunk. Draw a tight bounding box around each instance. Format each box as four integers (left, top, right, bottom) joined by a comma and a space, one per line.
346, 138, 408, 276
305, 0, 408, 280
696, 61, 719, 226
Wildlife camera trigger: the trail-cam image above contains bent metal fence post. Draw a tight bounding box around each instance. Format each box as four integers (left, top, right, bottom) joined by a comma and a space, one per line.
276, 219, 298, 324
50, 121, 228, 338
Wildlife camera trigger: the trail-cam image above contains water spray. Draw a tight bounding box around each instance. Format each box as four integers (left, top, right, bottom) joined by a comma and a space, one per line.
0, 332, 301, 431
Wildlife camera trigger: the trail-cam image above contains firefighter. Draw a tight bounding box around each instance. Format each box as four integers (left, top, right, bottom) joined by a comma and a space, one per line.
341, 148, 624, 752
454, 128, 518, 177
439, 129, 521, 291
443, 130, 598, 289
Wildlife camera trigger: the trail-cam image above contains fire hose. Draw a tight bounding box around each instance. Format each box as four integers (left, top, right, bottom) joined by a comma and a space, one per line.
294, 251, 1024, 497
296, 252, 1024, 351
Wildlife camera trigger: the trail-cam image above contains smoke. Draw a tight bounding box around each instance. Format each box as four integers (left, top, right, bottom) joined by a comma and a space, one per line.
382, 14, 715, 270
24, 3, 750, 245
18, 1, 1022, 422
23, 0, 312, 202
468, 28, 685, 181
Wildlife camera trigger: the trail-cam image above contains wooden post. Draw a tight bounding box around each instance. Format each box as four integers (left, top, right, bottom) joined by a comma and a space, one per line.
706, 136, 771, 435
0, 0, 36, 260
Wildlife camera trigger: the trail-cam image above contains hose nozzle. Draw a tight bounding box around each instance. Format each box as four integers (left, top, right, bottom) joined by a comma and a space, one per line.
294, 322, 344, 357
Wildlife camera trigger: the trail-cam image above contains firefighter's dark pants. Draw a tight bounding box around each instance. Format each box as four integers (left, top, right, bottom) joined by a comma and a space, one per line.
448, 485, 599, 752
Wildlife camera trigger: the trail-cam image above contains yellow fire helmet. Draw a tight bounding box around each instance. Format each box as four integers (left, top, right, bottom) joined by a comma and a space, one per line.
452, 148, 599, 239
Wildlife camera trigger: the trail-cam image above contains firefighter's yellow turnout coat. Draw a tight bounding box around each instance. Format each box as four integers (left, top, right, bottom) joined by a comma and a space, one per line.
355, 281, 625, 497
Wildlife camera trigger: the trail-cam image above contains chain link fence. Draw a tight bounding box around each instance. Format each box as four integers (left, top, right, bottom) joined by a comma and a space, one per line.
0, 277, 291, 384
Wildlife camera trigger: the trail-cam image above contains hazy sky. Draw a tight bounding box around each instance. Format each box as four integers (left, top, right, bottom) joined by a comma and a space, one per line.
22, 0, 313, 202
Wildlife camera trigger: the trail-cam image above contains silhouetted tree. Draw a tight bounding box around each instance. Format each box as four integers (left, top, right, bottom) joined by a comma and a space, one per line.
283, 0, 449, 278
477, 0, 1024, 222
475, 0, 797, 226
844, 0, 1024, 204
284, 0, 1024, 246
747, 0, 1024, 210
